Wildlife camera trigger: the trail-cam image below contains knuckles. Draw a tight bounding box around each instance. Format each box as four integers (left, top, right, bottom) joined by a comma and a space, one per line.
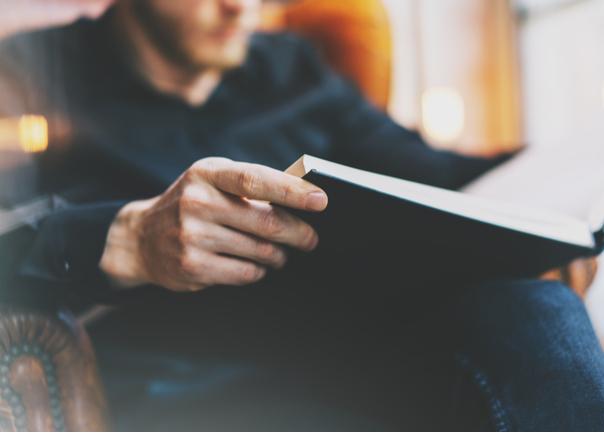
236, 168, 261, 196
255, 242, 277, 260
190, 157, 223, 172
258, 208, 284, 237
255, 206, 318, 251
175, 228, 194, 251
189, 157, 232, 179
177, 185, 221, 218
254, 241, 284, 265
149, 157, 294, 292
233, 263, 265, 285
177, 195, 199, 215
178, 251, 199, 277
280, 183, 295, 206
181, 168, 197, 185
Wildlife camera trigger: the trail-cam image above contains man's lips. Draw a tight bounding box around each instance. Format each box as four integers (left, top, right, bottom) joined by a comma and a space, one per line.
208, 26, 248, 41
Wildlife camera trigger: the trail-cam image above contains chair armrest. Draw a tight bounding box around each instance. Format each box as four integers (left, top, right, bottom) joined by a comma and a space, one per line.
0, 306, 109, 431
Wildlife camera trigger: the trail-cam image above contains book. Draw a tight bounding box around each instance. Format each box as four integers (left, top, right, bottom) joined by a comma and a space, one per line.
286, 153, 604, 285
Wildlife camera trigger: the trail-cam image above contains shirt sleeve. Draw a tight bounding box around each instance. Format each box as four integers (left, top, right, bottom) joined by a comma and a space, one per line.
331, 80, 511, 190
289, 38, 512, 190
14, 201, 127, 303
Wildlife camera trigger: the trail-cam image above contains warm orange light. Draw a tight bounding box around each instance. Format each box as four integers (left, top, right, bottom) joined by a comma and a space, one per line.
18, 115, 48, 153
421, 87, 465, 145
0, 115, 49, 153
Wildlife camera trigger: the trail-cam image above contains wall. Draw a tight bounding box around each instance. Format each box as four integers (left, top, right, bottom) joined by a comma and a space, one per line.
383, 0, 522, 155
518, 0, 604, 147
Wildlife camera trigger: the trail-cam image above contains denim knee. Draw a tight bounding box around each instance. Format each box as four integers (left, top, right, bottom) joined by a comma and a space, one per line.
461, 278, 597, 358
457, 278, 604, 430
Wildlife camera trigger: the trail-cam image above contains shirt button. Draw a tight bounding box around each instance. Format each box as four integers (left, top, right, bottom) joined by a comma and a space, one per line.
63, 260, 71, 274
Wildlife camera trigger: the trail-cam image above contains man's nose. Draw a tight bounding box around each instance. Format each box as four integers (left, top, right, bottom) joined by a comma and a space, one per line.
220, 0, 245, 16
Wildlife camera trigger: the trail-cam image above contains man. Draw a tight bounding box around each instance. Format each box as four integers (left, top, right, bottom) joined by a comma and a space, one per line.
1, 0, 603, 430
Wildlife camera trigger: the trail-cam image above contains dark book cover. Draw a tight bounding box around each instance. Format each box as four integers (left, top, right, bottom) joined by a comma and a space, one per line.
291, 168, 600, 290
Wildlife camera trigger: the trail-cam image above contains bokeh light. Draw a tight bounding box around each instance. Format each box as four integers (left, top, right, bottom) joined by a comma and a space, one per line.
421, 87, 465, 145
18, 115, 48, 153
0, 115, 48, 153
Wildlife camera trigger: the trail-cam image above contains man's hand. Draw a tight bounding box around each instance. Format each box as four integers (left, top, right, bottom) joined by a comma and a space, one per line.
100, 157, 328, 292
541, 257, 599, 298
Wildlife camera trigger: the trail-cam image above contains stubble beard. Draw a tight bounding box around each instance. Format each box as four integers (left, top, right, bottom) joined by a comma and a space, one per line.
132, 0, 249, 72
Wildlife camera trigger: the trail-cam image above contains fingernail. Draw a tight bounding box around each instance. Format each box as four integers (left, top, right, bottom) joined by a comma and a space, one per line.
306, 191, 328, 211
307, 233, 320, 251
256, 267, 267, 280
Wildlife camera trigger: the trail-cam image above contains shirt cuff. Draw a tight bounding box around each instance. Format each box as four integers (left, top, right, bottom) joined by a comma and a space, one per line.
18, 201, 126, 300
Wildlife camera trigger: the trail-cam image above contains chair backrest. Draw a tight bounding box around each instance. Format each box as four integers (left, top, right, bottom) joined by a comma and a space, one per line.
261, 0, 392, 110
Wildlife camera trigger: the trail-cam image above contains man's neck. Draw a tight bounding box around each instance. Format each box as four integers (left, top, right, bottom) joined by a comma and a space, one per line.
113, 6, 222, 107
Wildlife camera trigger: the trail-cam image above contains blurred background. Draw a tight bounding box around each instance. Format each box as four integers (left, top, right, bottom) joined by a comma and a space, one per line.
1, 0, 604, 328
383, 0, 604, 153
382, 0, 604, 333
383, 0, 604, 333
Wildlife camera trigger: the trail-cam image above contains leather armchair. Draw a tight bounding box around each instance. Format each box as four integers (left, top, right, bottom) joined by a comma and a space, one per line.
261, 0, 392, 110
0, 307, 108, 431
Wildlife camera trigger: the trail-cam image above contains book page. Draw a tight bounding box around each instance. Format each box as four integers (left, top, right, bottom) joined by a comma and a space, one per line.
299, 155, 594, 248
463, 139, 604, 231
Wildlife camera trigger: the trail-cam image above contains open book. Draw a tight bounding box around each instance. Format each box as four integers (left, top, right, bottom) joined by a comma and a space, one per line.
286, 153, 604, 284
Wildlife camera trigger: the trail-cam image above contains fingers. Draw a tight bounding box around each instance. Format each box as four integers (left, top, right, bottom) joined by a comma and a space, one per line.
567, 257, 599, 298
134, 157, 326, 294
540, 257, 599, 299
195, 223, 288, 269
208, 255, 267, 287
181, 251, 268, 290
178, 183, 319, 252
192, 158, 328, 211
217, 198, 319, 251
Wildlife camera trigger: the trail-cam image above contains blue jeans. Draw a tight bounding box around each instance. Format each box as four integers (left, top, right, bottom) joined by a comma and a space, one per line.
90, 279, 604, 431
456, 279, 604, 431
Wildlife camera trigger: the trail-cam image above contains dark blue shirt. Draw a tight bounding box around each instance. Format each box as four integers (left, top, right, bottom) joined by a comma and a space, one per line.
0, 13, 505, 304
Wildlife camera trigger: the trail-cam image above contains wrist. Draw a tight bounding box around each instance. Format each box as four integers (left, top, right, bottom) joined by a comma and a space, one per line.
99, 198, 154, 289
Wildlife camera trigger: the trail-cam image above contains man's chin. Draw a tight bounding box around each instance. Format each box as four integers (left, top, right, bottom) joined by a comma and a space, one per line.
192, 44, 249, 71
207, 56, 247, 71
